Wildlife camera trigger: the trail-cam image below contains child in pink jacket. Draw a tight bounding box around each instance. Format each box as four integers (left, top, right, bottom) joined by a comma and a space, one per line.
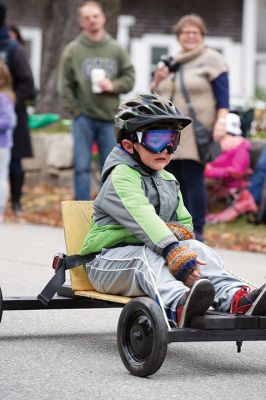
205, 113, 250, 190
205, 113, 257, 223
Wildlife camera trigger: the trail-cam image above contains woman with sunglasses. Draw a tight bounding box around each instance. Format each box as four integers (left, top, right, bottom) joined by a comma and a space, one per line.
79, 94, 266, 328
150, 14, 229, 242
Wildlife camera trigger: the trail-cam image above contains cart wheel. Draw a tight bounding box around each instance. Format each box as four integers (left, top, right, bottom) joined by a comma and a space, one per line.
0, 287, 3, 324
117, 297, 168, 377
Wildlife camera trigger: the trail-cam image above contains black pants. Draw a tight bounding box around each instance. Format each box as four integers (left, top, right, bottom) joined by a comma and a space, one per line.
9, 158, 24, 206
166, 159, 206, 236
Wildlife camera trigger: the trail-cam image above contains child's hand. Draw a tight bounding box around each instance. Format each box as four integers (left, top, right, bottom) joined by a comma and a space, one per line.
150, 64, 170, 92
165, 245, 197, 282
213, 118, 227, 141
184, 268, 201, 288
184, 258, 206, 287
98, 77, 114, 92
196, 257, 206, 265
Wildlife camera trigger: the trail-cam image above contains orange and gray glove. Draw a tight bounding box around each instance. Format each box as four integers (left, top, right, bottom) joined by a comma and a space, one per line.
167, 222, 195, 241
164, 243, 198, 282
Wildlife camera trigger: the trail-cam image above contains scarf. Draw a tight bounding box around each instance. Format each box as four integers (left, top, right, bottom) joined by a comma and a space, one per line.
174, 43, 207, 64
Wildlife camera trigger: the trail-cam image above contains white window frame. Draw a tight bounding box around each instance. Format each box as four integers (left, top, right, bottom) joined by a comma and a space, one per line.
20, 26, 42, 88
131, 34, 177, 94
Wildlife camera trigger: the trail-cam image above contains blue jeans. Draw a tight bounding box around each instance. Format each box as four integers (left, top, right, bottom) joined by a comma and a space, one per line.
72, 114, 116, 200
166, 160, 206, 237
249, 144, 266, 204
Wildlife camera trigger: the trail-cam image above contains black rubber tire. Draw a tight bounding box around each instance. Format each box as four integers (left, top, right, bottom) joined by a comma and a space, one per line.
0, 287, 3, 324
117, 297, 168, 377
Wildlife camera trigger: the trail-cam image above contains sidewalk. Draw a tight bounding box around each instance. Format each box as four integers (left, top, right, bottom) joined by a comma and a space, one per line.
0, 222, 265, 297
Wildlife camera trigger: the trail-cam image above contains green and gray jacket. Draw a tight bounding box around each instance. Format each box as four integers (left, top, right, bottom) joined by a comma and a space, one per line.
80, 147, 193, 256
58, 32, 135, 120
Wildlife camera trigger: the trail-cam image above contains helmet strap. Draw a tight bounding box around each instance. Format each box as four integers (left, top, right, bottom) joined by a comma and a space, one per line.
131, 147, 155, 175
121, 133, 157, 174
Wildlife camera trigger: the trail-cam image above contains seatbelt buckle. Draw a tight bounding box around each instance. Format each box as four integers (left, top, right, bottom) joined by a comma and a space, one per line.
52, 253, 67, 271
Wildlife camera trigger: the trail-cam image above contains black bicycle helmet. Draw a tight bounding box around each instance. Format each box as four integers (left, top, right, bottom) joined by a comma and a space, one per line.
115, 93, 191, 143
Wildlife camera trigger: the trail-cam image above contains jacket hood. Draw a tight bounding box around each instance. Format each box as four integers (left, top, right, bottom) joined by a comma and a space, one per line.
101, 146, 155, 183
77, 31, 112, 48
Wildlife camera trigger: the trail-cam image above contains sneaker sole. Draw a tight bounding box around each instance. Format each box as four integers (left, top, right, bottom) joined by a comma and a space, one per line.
179, 279, 215, 328
246, 285, 266, 316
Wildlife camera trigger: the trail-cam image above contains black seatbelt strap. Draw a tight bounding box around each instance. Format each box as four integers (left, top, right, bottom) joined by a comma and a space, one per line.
37, 253, 97, 306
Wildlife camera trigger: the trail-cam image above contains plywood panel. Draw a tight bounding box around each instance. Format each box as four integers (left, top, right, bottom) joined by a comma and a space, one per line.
75, 290, 131, 304
61, 200, 94, 291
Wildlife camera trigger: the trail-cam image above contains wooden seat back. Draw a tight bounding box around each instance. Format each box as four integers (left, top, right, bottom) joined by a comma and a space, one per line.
61, 200, 95, 291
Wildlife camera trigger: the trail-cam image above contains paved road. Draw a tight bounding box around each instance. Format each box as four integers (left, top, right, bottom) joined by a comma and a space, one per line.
0, 223, 266, 400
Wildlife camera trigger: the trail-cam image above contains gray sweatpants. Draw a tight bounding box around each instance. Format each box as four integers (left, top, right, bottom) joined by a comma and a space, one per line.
86, 239, 244, 313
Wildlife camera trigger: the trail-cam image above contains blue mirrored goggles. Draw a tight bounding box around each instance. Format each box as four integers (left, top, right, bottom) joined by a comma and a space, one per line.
134, 129, 181, 154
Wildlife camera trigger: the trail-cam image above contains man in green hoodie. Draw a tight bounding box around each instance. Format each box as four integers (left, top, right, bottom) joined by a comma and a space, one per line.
58, 1, 135, 200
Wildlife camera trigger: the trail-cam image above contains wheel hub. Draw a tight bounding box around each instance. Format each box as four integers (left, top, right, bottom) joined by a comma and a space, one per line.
129, 315, 153, 359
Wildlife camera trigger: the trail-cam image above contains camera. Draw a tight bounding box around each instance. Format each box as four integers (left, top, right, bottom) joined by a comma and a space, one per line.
158, 55, 179, 73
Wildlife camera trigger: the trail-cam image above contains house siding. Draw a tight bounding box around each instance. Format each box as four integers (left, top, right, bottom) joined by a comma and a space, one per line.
1, 0, 44, 28
121, 0, 243, 41
3, 0, 243, 41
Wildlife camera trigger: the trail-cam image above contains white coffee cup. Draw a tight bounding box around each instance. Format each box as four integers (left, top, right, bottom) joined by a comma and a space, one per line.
91, 68, 106, 93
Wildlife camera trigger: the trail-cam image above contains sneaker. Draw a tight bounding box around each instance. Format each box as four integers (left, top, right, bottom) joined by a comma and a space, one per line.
176, 279, 215, 328
231, 284, 266, 315
12, 201, 22, 217
233, 191, 258, 215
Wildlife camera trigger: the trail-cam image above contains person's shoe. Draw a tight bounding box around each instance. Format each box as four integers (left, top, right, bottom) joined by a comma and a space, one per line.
230, 284, 266, 315
176, 279, 215, 328
234, 190, 258, 214
12, 201, 22, 216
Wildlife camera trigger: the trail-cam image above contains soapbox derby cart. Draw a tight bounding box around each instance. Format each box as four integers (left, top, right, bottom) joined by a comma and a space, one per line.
0, 201, 266, 377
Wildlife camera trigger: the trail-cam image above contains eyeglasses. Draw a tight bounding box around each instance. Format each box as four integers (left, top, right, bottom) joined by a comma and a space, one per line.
180, 30, 201, 36
134, 129, 181, 154
81, 13, 102, 21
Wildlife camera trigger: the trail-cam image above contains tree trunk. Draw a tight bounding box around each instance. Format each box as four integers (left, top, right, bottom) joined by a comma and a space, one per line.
36, 0, 121, 114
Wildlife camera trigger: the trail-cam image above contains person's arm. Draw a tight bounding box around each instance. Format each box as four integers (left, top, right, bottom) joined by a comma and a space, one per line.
10, 46, 35, 107
103, 48, 135, 94
0, 95, 15, 132
204, 161, 229, 179
205, 142, 250, 179
204, 151, 230, 179
227, 142, 251, 177
99, 164, 179, 255
150, 64, 170, 93
174, 191, 194, 230
106, 164, 203, 284
211, 72, 229, 141
57, 48, 82, 117
163, 191, 206, 285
